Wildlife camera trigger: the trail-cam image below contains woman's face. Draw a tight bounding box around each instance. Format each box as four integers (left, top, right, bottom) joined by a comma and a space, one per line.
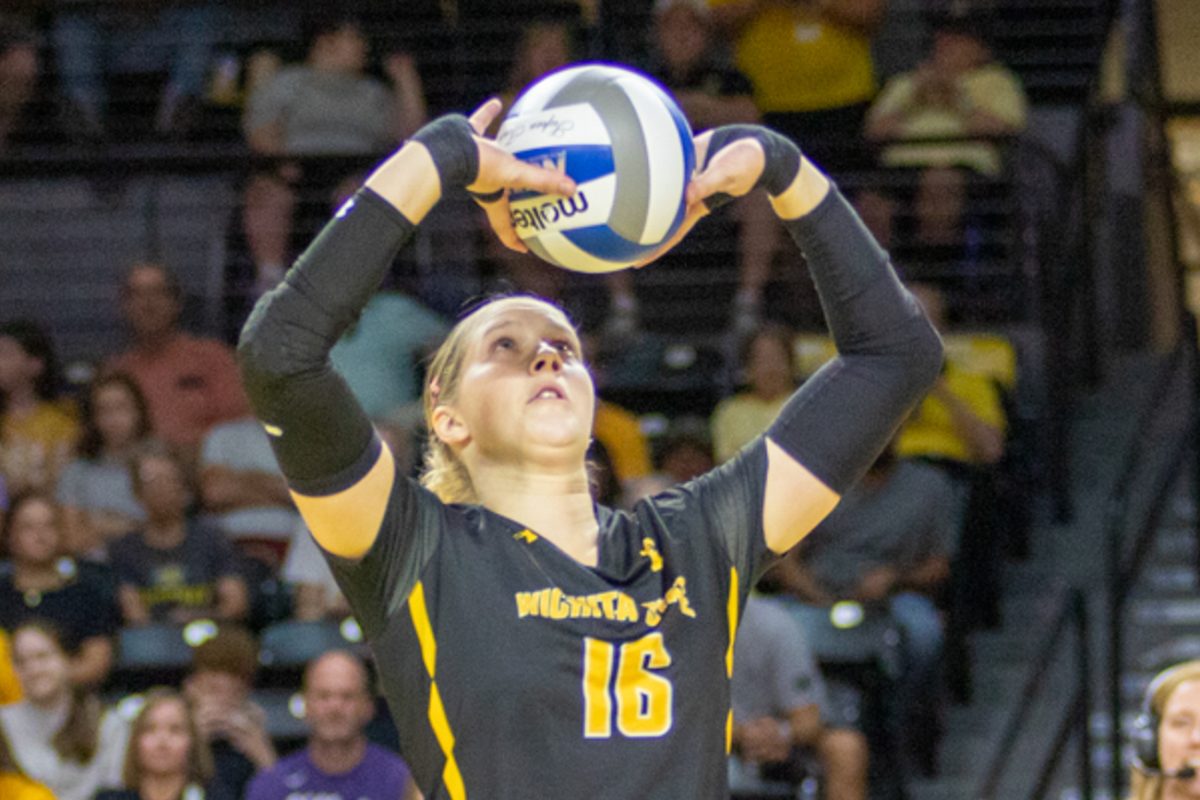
439, 301, 595, 470
8, 498, 60, 568
136, 698, 193, 779
0, 336, 37, 394
12, 628, 70, 704
1160, 679, 1200, 793
93, 382, 142, 450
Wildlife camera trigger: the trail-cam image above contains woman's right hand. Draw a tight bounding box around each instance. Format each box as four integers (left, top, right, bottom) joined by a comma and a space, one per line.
463, 99, 577, 253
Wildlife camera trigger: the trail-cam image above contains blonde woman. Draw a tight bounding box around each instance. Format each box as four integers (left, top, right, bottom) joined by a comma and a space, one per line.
1131, 660, 1200, 799
94, 688, 213, 800
237, 99, 942, 798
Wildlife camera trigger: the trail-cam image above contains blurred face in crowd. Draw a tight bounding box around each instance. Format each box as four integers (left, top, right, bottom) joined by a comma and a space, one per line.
185, 668, 249, 712
0, 41, 39, 105
512, 22, 571, 89
0, 335, 41, 395
12, 626, 70, 705
133, 453, 190, 523
1160, 679, 1200, 797
93, 379, 144, 451
660, 438, 713, 483
136, 696, 194, 779
121, 264, 181, 343
315, 23, 368, 74
657, 3, 710, 76
304, 652, 374, 747
7, 495, 61, 570
931, 29, 990, 74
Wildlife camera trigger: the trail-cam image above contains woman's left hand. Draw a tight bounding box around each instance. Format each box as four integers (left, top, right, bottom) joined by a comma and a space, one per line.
629, 129, 767, 268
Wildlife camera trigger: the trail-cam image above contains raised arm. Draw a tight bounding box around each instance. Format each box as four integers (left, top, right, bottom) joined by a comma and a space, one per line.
687, 127, 944, 554
237, 104, 574, 559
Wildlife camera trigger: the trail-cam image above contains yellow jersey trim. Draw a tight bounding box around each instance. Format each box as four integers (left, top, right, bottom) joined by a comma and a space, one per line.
408, 580, 467, 799
725, 567, 740, 754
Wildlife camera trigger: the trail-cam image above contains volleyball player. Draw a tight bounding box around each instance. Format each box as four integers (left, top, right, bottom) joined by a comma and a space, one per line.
237, 98, 943, 798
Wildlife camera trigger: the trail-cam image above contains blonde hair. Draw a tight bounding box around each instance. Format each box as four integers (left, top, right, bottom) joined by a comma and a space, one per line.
122, 688, 213, 789
419, 295, 580, 504
1129, 660, 1200, 800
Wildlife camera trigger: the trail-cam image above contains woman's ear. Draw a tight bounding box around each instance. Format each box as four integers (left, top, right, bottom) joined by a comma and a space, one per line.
431, 405, 470, 447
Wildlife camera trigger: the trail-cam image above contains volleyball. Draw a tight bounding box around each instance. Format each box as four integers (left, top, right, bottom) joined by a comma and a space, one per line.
496, 63, 696, 273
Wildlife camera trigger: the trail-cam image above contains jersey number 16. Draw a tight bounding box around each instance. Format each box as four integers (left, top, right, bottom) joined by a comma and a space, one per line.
581, 633, 674, 739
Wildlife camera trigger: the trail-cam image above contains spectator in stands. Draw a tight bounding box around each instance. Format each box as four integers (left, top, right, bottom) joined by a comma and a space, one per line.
711, 324, 796, 463
94, 688, 214, 800
732, 594, 867, 800
105, 262, 250, 458
241, 11, 428, 298
709, 0, 885, 171
198, 415, 301, 571
50, 2, 218, 140
57, 373, 151, 559
329, 292, 448, 421
0, 621, 130, 800
607, 0, 776, 336
895, 283, 1006, 474
0, 491, 119, 688
109, 443, 250, 626
0, 320, 78, 495
655, 426, 715, 484
0, 16, 39, 154
282, 523, 351, 622
865, 9, 1027, 178
864, 10, 1027, 256
246, 650, 420, 800
0, 721, 54, 800
766, 442, 957, 779
182, 624, 275, 800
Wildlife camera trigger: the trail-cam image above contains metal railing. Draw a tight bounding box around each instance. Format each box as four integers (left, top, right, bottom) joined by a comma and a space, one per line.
979, 586, 1093, 800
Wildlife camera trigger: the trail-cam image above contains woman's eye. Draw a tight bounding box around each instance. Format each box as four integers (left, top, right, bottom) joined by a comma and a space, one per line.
494, 336, 516, 351
551, 340, 575, 355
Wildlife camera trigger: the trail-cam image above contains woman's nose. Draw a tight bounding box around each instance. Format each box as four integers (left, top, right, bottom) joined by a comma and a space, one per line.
530, 342, 563, 374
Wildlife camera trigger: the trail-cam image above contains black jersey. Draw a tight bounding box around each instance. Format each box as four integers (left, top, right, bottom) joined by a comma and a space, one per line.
326, 439, 774, 800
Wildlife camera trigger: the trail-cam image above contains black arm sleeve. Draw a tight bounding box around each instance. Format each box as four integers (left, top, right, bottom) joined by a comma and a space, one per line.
767, 186, 944, 493
237, 188, 418, 495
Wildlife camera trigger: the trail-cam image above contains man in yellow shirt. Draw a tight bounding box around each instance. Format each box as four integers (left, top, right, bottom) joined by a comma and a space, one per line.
709, 0, 885, 170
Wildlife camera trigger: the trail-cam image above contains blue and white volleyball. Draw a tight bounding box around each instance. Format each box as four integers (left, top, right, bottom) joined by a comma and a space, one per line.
496, 63, 695, 273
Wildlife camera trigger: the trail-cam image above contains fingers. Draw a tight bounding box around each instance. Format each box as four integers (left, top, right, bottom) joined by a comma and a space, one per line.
686, 137, 764, 206
507, 158, 576, 197
484, 200, 527, 253
468, 98, 504, 136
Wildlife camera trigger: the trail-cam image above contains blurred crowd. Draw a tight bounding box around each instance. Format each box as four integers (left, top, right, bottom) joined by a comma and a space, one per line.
0, 1, 1038, 799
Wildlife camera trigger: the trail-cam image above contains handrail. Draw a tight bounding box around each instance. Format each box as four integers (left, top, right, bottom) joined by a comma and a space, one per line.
1029, 589, 1094, 800
1106, 342, 1192, 799
978, 585, 1086, 800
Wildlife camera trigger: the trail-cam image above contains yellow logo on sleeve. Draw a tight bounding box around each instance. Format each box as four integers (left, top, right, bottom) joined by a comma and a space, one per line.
639, 538, 664, 572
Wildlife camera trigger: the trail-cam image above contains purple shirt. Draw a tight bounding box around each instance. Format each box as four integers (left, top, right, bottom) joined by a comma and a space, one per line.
245, 744, 411, 800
